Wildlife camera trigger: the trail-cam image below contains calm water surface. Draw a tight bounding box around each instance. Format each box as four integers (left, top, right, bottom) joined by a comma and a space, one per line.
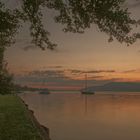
20, 91, 140, 140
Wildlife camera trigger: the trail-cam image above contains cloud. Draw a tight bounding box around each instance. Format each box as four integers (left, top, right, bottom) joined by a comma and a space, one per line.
28, 69, 115, 78
23, 69, 116, 82
48, 66, 63, 69
69, 70, 84, 74
88, 75, 104, 79
85, 70, 115, 74
67, 69, 115, 75
122, 69, 140, 73
14, 68, 117, 90
23, 45, 36, 51
28, 70, 68, 79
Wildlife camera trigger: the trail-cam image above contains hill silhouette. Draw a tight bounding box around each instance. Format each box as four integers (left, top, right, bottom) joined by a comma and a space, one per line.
87, 82, 140, 92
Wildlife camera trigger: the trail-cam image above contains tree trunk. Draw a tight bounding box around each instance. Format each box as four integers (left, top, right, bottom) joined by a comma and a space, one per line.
0, 46, 4, 71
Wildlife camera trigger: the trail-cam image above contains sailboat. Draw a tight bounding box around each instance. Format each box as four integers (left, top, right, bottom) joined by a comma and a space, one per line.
39, 88, 50, 94
81, 74, 95, 94
39, 78, 50, 94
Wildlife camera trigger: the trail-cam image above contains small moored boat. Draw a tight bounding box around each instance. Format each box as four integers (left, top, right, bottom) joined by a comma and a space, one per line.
39, 78, 50, 94
81, 89, 94, 94
81, 74, 95, 95
39, 88, 50, 94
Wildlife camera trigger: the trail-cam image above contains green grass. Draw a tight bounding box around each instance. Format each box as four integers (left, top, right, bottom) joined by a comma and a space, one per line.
0, 95, 42, 140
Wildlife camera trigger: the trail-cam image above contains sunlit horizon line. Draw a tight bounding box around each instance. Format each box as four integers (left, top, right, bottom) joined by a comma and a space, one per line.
18, 78, 140, 91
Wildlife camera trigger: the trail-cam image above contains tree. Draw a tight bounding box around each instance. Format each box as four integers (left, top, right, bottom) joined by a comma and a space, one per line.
0, 60, 14, 95
0, 0, 140, 94
0, 2, 19, 94
1, 0, 140, 50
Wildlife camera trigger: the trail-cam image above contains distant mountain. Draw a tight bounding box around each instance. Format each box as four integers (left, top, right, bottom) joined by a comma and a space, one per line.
87, 82, 140, 92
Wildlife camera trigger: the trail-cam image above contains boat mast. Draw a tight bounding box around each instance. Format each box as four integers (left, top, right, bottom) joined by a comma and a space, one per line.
85, 73, 87, 90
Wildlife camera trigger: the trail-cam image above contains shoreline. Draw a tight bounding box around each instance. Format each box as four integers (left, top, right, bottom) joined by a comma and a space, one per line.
18, 96, 51, 140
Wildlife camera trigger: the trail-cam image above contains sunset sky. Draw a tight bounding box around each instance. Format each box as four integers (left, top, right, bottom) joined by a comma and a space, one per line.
4, 0, 140, 90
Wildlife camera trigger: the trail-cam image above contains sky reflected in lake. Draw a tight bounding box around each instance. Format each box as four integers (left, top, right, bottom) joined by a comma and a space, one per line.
20, 92, 140, 140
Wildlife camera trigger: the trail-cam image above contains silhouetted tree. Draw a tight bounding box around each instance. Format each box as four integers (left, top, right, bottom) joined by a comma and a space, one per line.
1, 0, 140, 50
0, 61, 14, 95
0, 2, 18, 94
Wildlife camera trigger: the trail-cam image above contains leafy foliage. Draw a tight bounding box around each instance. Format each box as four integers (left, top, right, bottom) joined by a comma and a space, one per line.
46, 0, 140, 45
21, 0, 57, 50
0, 59, 14, 95
0, 2, 19, 47
1, 0, 140, 50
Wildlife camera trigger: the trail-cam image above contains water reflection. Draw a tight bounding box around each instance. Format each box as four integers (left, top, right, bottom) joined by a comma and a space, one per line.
20, 92, 140, 140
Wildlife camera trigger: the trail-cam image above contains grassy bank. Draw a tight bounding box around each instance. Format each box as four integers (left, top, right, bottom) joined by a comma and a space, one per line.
0, 94, 47, 140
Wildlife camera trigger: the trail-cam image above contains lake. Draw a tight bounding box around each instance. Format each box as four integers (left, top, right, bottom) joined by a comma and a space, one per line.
20, 91, 140, 140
